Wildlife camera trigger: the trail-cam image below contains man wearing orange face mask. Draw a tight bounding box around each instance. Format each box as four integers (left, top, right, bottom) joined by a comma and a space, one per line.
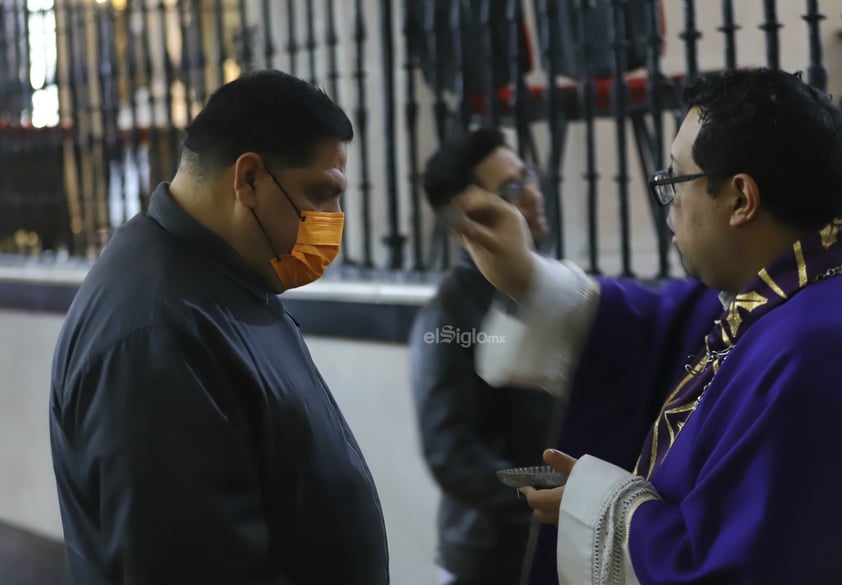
50, 71, 389, 584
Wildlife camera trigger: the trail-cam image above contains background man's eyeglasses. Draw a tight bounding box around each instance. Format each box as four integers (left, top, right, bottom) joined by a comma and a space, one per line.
497, 166, 540, 203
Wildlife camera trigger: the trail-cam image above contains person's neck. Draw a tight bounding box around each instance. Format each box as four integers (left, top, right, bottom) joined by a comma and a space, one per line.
728, 223, 806, 294
170, 172, 284, 293
169, 171, 227, 237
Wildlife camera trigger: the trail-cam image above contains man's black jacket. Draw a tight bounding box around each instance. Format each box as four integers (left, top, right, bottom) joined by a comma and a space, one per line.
409, 253, 558, 583
50, 185, 389, 584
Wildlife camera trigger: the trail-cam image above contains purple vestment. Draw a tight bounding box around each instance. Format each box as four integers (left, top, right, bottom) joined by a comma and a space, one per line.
526, 218, 842, 584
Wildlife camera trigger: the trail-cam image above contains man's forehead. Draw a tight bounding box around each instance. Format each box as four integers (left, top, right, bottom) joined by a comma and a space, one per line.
678, 107, 703, 138
475, 146, 522, 185
308, 140, 347, 171
672, 107, 704, 164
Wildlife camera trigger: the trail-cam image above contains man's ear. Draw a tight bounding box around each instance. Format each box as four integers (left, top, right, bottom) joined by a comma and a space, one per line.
232, 152, 263, 209
729, 173, 761, 227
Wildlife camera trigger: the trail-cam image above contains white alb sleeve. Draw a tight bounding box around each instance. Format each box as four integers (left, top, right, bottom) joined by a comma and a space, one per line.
475, 255, 600, 395
556, 455, 661, 585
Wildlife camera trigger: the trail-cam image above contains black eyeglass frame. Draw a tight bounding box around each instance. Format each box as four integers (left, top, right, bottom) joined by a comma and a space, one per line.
648, 169, 723, 206
488, 165, 541, 204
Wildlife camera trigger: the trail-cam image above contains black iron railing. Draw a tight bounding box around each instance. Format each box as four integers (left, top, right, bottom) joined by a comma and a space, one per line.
0, 0, 836, 279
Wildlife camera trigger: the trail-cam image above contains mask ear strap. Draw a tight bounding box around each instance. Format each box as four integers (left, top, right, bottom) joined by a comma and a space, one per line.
265, 165, 305, 220
250, 209, 282, 261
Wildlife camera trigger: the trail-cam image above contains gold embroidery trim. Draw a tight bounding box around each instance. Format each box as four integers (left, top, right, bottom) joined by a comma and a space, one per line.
725, 291, 767, 338
664, 402, 697, 444
721, 326, 732, 346
819, 219, 842, 250
636, 354, 706, 479
624, 495, 660, 547
793, 241, 808, 287
758, 269, 787, 299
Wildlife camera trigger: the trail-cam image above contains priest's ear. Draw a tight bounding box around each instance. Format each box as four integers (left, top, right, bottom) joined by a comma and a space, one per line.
728, 173, 761, 227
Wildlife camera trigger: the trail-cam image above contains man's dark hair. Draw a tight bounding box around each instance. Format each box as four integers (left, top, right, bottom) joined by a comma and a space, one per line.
423, 127, 507, 208
683, 68, 842, 230
182, 70, 353, 172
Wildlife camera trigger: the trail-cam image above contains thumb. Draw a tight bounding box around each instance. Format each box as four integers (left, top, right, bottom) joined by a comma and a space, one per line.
543, 449, 577, 475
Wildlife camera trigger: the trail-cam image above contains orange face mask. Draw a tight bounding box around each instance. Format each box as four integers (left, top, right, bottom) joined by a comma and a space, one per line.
269, 211, 344, 290
254, 164, 345, 290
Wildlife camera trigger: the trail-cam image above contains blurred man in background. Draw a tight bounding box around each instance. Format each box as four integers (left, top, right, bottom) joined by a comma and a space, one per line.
410, 128, 559, 585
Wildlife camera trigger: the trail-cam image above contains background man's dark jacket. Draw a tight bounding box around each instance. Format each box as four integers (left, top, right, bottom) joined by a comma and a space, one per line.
410, 253, 559, 583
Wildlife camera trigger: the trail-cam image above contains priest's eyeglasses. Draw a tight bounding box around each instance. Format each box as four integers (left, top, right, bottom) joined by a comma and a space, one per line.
648, 168, 720, 206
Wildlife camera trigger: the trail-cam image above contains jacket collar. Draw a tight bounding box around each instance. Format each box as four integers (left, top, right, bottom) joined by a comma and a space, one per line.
146, 183, 273, 304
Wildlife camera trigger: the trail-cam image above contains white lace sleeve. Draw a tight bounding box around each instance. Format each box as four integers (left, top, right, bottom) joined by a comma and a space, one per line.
474, 255, 599, 395
556, 455, 661, 585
